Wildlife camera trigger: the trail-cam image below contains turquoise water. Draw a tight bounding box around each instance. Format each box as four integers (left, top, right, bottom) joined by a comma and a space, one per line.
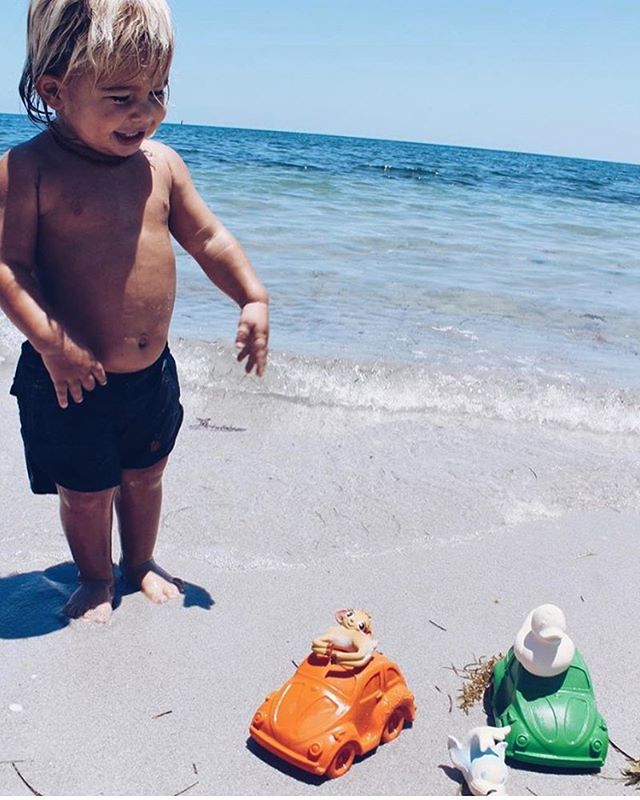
1, 113, 639, 431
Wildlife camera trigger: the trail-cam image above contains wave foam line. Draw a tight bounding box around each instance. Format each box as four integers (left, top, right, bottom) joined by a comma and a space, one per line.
174, 340, 640, 436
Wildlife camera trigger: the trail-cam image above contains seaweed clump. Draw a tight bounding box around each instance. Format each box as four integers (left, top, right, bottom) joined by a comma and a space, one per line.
622, 758, 640, 788
451, 653, 504, 714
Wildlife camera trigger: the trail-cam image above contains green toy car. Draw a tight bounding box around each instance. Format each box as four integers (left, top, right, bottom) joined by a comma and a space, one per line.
491, 647, 608, 769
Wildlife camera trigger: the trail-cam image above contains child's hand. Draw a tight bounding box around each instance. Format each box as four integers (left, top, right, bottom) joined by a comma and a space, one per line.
235, 301, 269, 377
41, 339, 107, 409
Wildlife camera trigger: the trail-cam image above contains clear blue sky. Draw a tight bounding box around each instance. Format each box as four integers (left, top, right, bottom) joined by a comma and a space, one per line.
1, 0, 639, 163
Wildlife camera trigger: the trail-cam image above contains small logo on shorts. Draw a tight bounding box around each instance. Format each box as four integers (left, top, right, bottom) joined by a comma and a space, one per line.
149, 439, 161, 453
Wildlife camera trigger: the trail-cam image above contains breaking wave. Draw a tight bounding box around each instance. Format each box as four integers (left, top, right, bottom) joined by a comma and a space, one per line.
173, 338, 640, 436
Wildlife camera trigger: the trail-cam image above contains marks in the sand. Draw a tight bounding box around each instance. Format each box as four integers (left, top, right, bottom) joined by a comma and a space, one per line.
192, 533, 472, 575
189, 548, 307, 572
341, 530, 483, 562
161, 505, 191, 529
190, 417, 246, 432
189, 530, 491, 576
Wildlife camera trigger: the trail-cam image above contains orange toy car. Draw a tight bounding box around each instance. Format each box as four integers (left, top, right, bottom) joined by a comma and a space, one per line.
249, 651, 416, 778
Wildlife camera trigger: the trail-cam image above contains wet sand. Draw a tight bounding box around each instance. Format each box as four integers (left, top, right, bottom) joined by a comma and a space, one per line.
1, 349, 639, 796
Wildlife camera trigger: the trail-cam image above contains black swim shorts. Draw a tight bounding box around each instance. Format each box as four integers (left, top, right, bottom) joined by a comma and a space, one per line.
10, 341, 184, 495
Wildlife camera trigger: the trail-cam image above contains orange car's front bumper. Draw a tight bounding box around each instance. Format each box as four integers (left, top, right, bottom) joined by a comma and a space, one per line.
249, 726, 327, 775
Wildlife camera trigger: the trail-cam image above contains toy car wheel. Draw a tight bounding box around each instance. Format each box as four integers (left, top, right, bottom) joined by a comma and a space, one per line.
326, 742, 357, 778
381, 704, 408, 743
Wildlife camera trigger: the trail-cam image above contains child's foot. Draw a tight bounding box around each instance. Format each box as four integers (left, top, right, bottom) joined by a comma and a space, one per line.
63, 578, 115, 624
120, 559, 184, 604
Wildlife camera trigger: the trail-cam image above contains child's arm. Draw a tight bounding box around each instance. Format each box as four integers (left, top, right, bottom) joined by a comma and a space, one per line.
166, 148, 269, 376
0, 148, 106, 407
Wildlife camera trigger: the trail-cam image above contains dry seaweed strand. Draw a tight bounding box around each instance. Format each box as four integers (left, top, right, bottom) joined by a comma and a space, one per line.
174, 781, 199, 796
11, 763, 42, 796
608, 738, 640, 788
452, 653, 503, 714
610, 738, 636, 761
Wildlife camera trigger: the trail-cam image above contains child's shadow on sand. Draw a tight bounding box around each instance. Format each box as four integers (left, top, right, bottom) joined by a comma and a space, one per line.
0, 561, 214, 639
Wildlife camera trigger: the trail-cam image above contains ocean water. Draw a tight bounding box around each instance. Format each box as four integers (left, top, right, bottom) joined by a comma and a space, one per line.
1, 112, 639, 433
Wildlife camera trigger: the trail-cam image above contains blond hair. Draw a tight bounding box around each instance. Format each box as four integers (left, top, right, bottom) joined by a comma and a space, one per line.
19, 0, 174, 124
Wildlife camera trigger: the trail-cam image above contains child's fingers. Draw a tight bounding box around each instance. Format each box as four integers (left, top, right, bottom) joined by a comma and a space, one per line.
252, 336, 268, 376
235, 319, 268, 376
53, 380, 69, 409
92, 362, 108, 386
81, 373, 96, 391
251, 349, 267, 377
80, 363, 106, 392
67, 380, 84, 404
237, 343, 268, 375
252, 333, 268, 353
235, 321, 251, 349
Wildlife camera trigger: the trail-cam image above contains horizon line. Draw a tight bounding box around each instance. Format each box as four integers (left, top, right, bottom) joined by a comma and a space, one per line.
1, 109, 638, 168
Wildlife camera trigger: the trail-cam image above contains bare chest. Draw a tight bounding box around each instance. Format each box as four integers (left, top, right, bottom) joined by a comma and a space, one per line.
37, 154, 170, 238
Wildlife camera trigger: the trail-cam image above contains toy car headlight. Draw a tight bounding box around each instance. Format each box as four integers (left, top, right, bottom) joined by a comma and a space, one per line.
252, 711, 264, 728
590, 738, 603, 755
308, 742, 323, 760
515, 733, 529, 749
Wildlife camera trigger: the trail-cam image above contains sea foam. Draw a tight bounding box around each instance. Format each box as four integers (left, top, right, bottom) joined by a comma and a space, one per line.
172, 338, 640, 436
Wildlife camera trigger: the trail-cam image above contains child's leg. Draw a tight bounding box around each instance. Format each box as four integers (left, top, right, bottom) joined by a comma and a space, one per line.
115, 456, 183, 603
57, 485, 117, 623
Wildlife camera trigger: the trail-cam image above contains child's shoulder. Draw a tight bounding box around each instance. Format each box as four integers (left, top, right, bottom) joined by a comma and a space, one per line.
143, 138, 183, 166
2, 131, 50, 160
0, 132, 50, 184
143, 138, 193, 184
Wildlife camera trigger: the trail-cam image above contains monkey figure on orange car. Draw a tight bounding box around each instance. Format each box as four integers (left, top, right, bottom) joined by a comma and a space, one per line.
311, 608, 378, 667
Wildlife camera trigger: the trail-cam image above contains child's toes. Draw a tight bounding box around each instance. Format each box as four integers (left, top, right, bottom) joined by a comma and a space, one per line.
140, 570, 183, 604
63, 581, 114, 624
156, 577, 183, 602
79, 601, 112, 624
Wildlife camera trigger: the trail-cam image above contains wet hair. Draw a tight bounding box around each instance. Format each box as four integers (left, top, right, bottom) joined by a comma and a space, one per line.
19, 0, 174, 124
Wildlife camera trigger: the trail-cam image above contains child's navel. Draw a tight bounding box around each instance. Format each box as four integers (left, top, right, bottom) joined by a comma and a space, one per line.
138, 334, 148, 348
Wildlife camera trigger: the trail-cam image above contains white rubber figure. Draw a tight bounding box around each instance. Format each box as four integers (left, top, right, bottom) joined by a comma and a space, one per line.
514, 604, 575, 677
448, 725, 511, 796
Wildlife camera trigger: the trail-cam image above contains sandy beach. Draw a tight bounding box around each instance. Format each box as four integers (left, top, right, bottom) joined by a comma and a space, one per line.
1, 340, 639, 796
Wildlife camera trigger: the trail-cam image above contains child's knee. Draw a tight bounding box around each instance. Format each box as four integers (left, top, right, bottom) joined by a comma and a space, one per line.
57, 484, 116, 513
121, 456, 168, 492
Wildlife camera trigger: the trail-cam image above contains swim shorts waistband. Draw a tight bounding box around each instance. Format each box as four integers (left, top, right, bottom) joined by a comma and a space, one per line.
21, 340, 170, 382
